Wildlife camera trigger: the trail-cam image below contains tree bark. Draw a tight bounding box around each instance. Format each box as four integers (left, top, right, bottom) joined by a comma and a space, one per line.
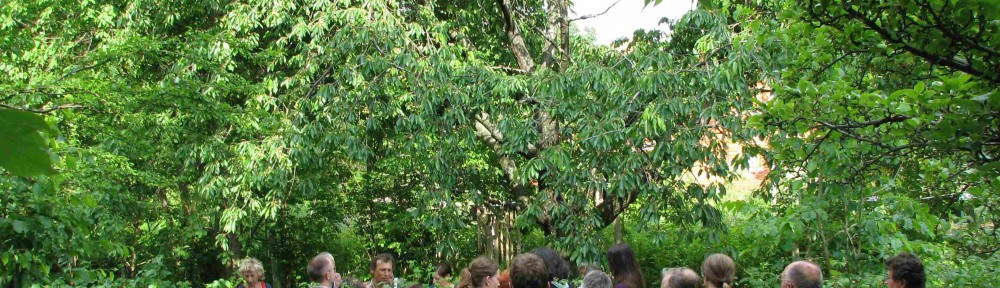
496, 0, 536, 72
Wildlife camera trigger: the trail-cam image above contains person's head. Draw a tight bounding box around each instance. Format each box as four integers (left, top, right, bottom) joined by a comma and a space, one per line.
459, 256, 499, 288
885, 253, 924, 288
780, 261, 822, 288
343, 277, 370, 288
497, 269, 511, 288
701, 253, 735, 288
435, 262, 454, 285
308, 252, 341, 286
660, 268, 699, 288
238, 258, 265, 285
531, 247, 571, 281
370, 253, 395, 286
578, 264, 601, 278
607, 243, 644, 288
511, 253, 549, 288
581, 270, 613, 288
342, 276, 361, 287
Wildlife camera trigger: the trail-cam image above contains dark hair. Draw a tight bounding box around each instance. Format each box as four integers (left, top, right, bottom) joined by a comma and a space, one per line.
532, 247, 571, 281
607, 243, 644, 288
370, 253, 395, 271
308, 252, 333, 282
511, 253, 549, 288
701, 254, 735, 288
437, 262, 454, 277
342, 276, 365, 288
457, 257, 498, 288
663, 268, 699, 288
887, 253, 925, 288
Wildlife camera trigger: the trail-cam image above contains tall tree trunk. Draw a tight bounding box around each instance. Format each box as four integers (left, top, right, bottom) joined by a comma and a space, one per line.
228, 232, 243, 266
268, 225, 282, 288
614, 217, 623, 244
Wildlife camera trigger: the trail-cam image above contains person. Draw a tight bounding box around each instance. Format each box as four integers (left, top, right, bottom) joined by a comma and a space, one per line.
456, 256, 500, 288
510, 253, 549, 288
578, 264, 601, 279
607, 243, 644, 288
497, 269, 511, 288
701, 253, 735, 288
660, 268, 698, 288
238, 258, 272, 288
366, 253, 396, 288
342, 277, 366, 288
433, 262, 455, 288
308, 252, 342, 288
780, 261, 822, 288
885, 253, 924, 288
532, 247, 574, 287
581, 270, 613, 288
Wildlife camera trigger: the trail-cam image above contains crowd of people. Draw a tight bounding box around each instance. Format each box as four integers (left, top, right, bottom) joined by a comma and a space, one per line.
235, 243, 926, 288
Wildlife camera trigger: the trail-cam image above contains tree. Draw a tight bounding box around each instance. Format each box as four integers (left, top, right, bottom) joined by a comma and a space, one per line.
745, 0, 999, 283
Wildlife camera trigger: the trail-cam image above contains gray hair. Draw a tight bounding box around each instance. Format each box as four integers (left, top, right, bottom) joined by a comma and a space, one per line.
582, 270, 612, 288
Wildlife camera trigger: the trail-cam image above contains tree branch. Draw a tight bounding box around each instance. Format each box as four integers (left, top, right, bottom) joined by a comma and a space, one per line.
841, 5, 999, 84
0, 103, 91, 114
816, 115, 910, 130
52, 59, 112, 84
496, 0, 536, 72
570, 0, 623, 22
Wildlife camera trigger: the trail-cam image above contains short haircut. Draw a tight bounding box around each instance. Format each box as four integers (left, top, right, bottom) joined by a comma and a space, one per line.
308, 252, 334, 282
785, 262, 822, 288
437, 262, 453, 277
498, 269, 511, 288
511, 253, 549, 288
342, 276, 366, 288
887, 253, 925, 288
532, 247, 571, 281
662, 268, 699, 288
370, 253, 395, 271
580, 264, 602, 276
582, 270, 613, 288
239, 258, 265, 279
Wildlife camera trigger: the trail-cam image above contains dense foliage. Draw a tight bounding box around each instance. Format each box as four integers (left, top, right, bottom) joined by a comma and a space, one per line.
1, 0, 996, 287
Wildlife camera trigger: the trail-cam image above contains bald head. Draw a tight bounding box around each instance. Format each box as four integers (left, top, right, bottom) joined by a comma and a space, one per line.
661, 268, 699, 288
781, 261, 822, 288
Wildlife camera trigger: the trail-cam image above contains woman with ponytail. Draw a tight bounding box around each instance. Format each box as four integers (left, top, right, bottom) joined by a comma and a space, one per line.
701, 253, 735, 288
456, 257, 500, 288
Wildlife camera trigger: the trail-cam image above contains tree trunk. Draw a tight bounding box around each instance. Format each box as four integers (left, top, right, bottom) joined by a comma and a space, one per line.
268, 227, 282, 288
614, 217, 623, 243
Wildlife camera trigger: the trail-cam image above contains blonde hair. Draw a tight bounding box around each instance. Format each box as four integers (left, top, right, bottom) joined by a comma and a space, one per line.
239, 258, 265, 279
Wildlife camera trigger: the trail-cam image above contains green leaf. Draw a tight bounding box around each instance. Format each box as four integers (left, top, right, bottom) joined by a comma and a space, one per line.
12, 220, 27, 233
0, 108, 56, 177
